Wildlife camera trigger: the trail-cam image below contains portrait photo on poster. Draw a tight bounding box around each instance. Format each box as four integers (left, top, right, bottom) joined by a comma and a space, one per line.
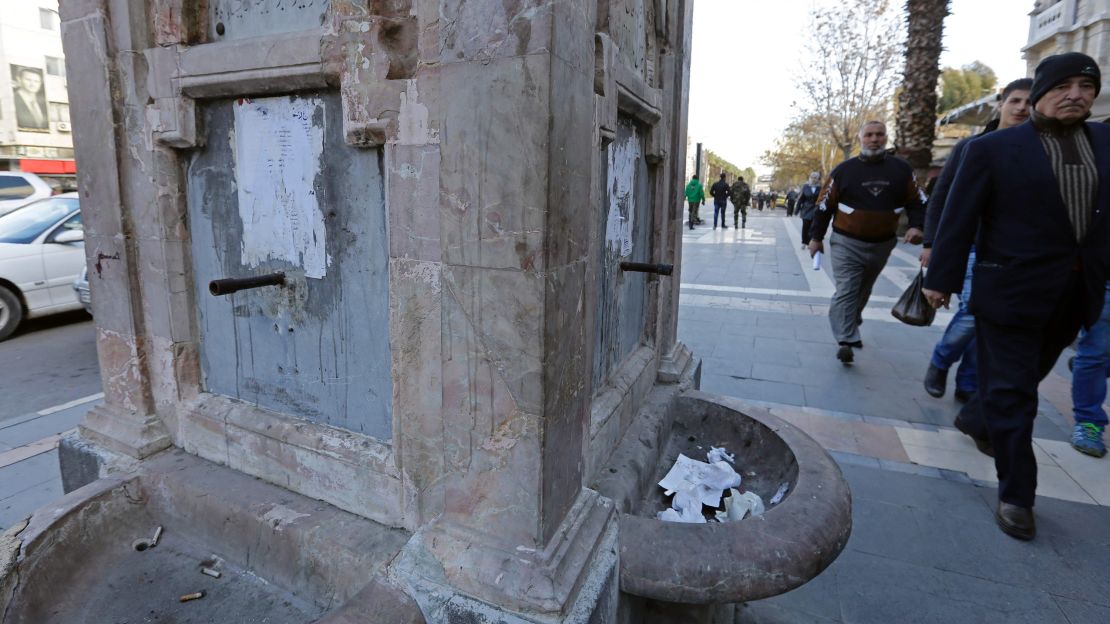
10, 65, 48, 131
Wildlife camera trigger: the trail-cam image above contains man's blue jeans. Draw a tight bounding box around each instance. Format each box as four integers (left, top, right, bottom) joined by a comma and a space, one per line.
713, 201, 727, 227
930, 249, 977, 393
1072, 283, 1110, 427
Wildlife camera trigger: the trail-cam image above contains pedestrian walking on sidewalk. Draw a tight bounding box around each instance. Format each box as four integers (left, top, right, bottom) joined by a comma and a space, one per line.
685, 174, 705, 230
924, 53, 1110, 541
710, 172, 730, 229
796, 172, 822, 248
1071, 282, 1110, 457
785, 188, 798, 217
921, 79, 1032, 403
808, 121, 925, 363
730, 176, 751, 229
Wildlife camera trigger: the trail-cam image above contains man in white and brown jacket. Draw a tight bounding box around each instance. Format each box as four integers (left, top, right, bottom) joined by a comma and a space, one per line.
808, 121, 926, 363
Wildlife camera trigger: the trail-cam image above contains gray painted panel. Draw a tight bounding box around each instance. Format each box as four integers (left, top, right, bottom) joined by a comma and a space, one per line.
208, 0, 329, 42
187, 92, 392, 440
593, 117, 652, 391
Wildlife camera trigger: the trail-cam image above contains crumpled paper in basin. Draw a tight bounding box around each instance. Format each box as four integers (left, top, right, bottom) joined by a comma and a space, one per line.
656, 452, 743, 522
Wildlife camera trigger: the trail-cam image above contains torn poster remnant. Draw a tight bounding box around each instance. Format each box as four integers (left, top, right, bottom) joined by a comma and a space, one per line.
234, 96, 330, 279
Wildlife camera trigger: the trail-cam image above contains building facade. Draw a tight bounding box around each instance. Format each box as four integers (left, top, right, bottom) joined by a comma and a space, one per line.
0, 0, 74, 184
1025, 0, 1110, 119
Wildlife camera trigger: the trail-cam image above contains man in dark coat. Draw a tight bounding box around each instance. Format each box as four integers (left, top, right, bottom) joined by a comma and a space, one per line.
709, 172, 730, 229
924, 53, 1110, 540
785, 189, 798, 216
796, 171, 822, 248
920, 78, 1032, 404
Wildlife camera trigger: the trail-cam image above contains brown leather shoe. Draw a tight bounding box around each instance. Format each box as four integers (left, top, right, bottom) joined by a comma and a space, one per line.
995, 502, 1035, 541
953, 416, 994, 457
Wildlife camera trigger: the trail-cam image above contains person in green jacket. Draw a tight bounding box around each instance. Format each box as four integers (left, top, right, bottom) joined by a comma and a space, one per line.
685, 175, 706, 230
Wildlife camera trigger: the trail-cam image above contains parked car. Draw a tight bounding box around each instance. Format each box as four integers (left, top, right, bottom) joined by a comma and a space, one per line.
73, 264, 91, 315
0, 172, 54, 217
0, 193, 85, 340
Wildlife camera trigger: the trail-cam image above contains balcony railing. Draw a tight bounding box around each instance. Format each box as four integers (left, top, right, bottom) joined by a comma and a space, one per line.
1029, 1, 1068, 46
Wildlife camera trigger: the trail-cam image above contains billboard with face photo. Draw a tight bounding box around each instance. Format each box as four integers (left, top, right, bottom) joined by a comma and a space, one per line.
10, 65, 48, 131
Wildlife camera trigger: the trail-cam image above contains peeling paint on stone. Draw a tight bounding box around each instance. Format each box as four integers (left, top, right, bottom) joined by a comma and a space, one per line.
398, 80, 433, 145
393, 260, 441, 292
259, 504, 311, 530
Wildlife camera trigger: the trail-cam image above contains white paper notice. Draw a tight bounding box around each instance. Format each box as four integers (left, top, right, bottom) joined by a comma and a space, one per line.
234, 97, 330, 279
605, 131, 638, 258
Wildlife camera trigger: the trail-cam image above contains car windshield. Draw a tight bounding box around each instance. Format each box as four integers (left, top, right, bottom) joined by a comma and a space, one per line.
0, 197, 79, 244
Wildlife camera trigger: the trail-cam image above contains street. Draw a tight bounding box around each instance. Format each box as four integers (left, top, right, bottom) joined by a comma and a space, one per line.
0, 310, 102, 529
681, 207, 1110, 623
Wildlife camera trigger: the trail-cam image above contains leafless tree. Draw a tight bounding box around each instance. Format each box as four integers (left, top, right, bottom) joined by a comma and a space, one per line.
797, 0, 904, 160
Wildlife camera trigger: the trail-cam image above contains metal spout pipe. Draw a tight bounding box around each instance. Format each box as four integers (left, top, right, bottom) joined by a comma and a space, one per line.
208, 272, 286, 296
619, 262, 674, 276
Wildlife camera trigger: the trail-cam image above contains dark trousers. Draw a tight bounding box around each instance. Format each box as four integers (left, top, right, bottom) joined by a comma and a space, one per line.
713, 201, 727, 227
801, 218, 813, 245
734, 205, 746, 227
957, 275, 1085, 507
688, 201, 699, 226
786, 200, 796, 216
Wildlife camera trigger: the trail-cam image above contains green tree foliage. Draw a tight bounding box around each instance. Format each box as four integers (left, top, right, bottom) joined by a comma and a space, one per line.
704, 150, 756, 185
937, 61, 997, 114
762, 113, 841, 187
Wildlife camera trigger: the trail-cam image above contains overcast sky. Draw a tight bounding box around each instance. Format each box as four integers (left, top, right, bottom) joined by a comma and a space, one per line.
687, 0, 1031, 175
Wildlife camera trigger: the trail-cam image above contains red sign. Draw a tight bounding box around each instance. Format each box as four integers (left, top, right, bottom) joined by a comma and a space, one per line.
19, 159, 76, 174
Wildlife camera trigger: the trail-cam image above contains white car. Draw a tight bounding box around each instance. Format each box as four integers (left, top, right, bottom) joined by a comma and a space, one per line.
0, 172, 54, 217
73, 264, 91, 315
0, 194, 85, 340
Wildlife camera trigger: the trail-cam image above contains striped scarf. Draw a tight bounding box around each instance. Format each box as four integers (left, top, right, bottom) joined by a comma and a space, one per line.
1036, 118, 1097, 242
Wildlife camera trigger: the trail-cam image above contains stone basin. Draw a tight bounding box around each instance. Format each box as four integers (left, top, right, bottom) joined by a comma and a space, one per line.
0, 450, 418, 624
593, 390, 851, 607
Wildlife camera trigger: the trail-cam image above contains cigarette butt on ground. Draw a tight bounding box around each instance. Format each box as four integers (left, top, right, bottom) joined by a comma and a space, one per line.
201, 567, 221, 578
179, 591, 206, 603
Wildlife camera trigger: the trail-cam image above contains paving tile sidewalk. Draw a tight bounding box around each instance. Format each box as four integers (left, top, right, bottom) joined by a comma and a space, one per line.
679, 208, 1110, 623
0, 395, 102, 529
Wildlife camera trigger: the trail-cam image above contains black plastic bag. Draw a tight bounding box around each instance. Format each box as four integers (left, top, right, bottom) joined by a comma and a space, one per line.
891, 269, 936, 327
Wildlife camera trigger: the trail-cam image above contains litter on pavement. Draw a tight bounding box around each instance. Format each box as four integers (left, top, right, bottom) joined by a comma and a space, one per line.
770, 482, 789, 505
658, 453, 742, 509
715, 489, 765, 522
132, 525, 164, 552
657, 448, 765, 523
706, 446, 735, 464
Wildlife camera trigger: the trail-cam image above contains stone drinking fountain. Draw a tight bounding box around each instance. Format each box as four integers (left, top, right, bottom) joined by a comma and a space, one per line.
0, 1, 849, 622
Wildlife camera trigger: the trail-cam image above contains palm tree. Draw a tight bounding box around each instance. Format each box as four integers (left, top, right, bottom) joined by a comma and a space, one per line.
896, 0, 951, 176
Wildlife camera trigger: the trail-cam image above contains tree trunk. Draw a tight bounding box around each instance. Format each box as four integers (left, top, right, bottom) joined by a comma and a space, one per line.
896, 0, 950, 178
